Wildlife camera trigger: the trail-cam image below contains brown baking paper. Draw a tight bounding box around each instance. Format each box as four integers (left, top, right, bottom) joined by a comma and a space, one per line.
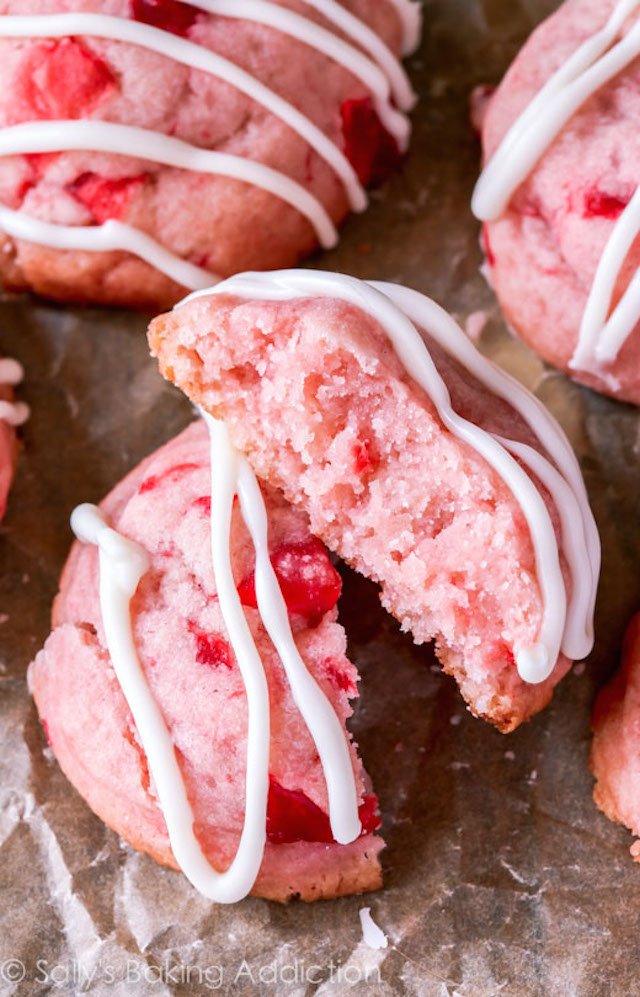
2, 1, 640, 994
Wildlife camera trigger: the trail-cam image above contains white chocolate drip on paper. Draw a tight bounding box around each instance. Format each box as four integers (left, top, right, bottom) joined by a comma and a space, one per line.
359, 907, 388, 950
181, 270, 600, 684
0, 356, 29, 426
0, 6, 415, 287
69, 419, 362, 900
472, 0, 640, 375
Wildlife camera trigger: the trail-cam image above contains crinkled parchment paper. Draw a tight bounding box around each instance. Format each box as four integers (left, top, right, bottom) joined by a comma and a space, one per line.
2, 1, 640, 994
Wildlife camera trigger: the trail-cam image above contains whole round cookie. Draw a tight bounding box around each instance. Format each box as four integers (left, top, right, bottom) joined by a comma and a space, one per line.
474, 0, 640, 404
0, 0, 419, 309
28, 420, 382, 903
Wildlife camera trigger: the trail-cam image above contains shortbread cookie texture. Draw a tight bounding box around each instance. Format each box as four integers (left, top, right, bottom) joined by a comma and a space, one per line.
28, 422, 382, 902
148, 271, 599, 732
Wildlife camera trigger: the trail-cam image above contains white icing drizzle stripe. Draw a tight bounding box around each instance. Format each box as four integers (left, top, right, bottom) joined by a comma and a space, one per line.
0, 13, 367, 212
0, 121, 338, 250
223, 418, 361, 845
472, 0, 640, 222
494, 436, 594, 659
473, 0, 640, 374
0, 358, 24, 386
71, 493, 271, 904
181, 270, 599, 683
292, 0, 418, 98
0, 399, 29, 426
377, 282, 600, 632
384, 0, 423, 55
0, 357, 29, 426
571, 184, 640, 370
0, 207, 216, 290
185, 0, 414, 133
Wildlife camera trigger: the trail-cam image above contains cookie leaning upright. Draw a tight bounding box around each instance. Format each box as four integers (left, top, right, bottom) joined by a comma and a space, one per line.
148, 269, 601, 731
0, 0, 420, 309
474, 0, 640, 404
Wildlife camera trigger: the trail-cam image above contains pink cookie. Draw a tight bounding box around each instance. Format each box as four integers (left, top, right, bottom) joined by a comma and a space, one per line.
28, 420, 383, 902
0, 357, 26, 521
475, 0, 640, 404
591, 615, 640, 859
148, 271, 600, 732
0, 0, 418, 310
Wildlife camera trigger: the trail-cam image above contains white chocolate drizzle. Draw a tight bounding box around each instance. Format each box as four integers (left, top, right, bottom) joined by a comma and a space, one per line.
0, 356, 29, 426
0, 205, 215, 291
69, 416, 362, 900
180, 270, 600, 684
0, 5, 416, 287
0, 120, 339, 251
472, 0, 640, 376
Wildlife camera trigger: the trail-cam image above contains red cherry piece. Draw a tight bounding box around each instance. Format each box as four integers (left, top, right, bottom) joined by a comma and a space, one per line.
131, 0, 202, 37
238, 538, 342, 626
583, 189, 630, 220
482, 225, 495, 267
340, 97, 402, 187
324, 658, 356, 695
192, 495, 211, 515
188, 624, 233, 669
138, 462, 200, 494
353, 436, 379, 475
67, 172, 148, 224
14, 39, 115, 123
358, 792, 382, 835
266, 778, 380, 843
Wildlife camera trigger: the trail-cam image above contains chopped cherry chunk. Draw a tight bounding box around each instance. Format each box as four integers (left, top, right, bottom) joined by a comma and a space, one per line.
324, 657, 356, 695
353, 436, 379, 475
340, 97, 402, 187
131, 0, 202, 37
482, 225, 495, 267
358, 792, 382, 835
138, 462, 200, 494
583, 189, 630, 220
188, 623, 233, 669
14, 39, 115, 123
192, 495, 211, 515
237, 537, 342, 626
67, 172, 147, 224
266, 778, 380, 844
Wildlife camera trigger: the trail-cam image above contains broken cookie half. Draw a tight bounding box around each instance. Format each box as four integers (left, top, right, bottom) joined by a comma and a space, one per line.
149, 269, 600, 732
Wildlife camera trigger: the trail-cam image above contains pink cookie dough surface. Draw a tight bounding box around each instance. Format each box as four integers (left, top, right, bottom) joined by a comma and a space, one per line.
28, 420, 383, 902
479, 0, 640, 404
149, 290, 576, 732
591, 614, 640, 859
0, 0, 408, 310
